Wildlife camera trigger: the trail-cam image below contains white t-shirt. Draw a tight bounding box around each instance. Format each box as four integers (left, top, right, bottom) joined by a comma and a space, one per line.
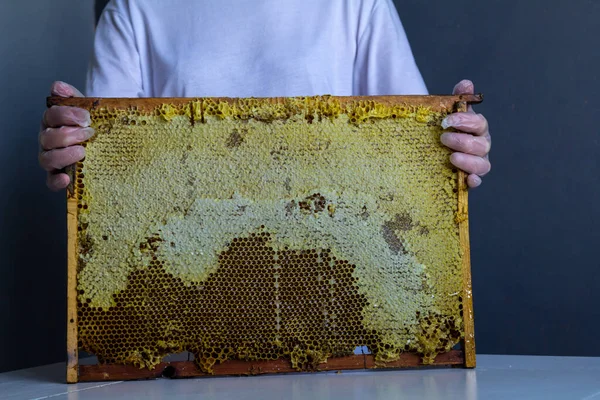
86, 0, 428, 98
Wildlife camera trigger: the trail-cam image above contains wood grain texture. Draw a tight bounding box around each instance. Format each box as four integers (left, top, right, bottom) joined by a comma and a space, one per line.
66, 196, 79, 383
78, 351, 464, 382
455, 101, 476, 368
47, 94, 483, 113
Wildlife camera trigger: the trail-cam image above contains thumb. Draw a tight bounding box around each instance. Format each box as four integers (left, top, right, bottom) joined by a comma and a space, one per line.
452, 79, 474, 95
50, 81, 84, 98
452, 79, 475, 112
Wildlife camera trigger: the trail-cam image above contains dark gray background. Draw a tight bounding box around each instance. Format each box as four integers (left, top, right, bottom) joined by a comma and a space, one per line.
0, 1, 94, 373
397, 0, 600, 357
0, 0, 598, 373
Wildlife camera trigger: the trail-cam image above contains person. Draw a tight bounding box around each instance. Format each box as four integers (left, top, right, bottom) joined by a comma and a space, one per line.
38, 0, 491, 190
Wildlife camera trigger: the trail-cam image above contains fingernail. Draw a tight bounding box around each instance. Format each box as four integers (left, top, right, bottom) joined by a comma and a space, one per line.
76, 112, 91, 127
440, 132, 451, 145
441, 117, 452, 129
53, 81, 71, 97
81, 127, 95, 140
73, 145, 86, 158
469, 175, 482, 188
449, 152, 462, 164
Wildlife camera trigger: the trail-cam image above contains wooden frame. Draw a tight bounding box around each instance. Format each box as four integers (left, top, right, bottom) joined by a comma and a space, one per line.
455, 100, 477, 369
49, 94, 482, 383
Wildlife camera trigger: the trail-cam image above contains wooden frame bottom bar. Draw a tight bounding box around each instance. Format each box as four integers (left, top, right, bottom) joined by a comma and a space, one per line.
77, 350, 464, 382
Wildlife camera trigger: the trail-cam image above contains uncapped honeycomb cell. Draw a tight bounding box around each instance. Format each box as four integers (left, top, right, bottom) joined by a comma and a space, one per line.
74, 96, 465, 373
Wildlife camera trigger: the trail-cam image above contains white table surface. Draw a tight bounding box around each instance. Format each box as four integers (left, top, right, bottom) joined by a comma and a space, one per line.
1, 355, 599, 400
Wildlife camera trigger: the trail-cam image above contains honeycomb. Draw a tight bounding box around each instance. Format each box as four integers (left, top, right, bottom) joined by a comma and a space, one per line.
72, 96, 466, 373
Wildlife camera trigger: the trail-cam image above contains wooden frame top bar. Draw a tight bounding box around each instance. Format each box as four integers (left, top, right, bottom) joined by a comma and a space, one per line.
48, 94, 483, 112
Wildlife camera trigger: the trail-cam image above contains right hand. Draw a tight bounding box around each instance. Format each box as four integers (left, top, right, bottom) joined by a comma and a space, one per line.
39, 81, 94, 191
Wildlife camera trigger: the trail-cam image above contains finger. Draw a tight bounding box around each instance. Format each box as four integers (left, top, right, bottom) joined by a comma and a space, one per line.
440, 132, 490, 157
50, 81, 84, 98
39, 126, 94, 151
467, 174, 482, 188
450, 152, 491, 176
39, 145, 85, 172
47, 172, 71, 191
452, 79, 474, 95
43, 106, 91, 128
452, 79, 475, 112
441, 112, 488, 135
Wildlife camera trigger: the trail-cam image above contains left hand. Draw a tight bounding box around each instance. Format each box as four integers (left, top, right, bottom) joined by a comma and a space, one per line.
440, 79, 491, 188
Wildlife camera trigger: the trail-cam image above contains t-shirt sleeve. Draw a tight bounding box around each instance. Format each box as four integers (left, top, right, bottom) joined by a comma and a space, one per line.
353, 0, 428, 95
86, 3, 144, 97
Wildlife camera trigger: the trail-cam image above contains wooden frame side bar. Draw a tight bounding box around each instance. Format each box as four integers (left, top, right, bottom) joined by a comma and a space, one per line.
66, 194, 79, 383
456, 101, 476, 368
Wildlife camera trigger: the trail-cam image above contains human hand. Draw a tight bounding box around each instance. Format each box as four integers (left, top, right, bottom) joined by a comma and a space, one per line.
39, 81, 93, 191
440, 79, 491, 188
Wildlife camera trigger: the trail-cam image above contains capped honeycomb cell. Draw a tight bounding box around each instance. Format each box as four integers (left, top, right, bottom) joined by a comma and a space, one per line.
51, 94, 480, 382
